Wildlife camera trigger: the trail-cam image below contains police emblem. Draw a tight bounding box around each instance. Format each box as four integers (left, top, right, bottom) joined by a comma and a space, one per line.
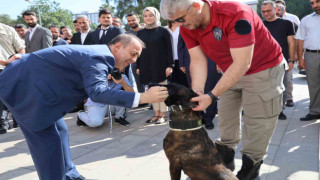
213, 27, 223, 41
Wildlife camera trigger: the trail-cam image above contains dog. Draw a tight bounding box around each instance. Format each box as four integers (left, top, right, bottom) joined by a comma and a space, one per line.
162, 83, 238, 180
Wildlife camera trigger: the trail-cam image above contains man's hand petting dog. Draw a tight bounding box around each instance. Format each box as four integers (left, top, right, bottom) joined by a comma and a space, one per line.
139, 86, 168, 104
191, 91, 213, 111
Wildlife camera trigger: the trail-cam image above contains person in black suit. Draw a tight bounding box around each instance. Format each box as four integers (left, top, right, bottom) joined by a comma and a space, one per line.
70, 15, 94, 113
70, 15, 93, 45
91, 9, 125, 45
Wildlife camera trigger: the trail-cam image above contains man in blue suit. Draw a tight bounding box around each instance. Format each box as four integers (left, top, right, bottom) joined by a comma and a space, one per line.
0, 34, 168, 180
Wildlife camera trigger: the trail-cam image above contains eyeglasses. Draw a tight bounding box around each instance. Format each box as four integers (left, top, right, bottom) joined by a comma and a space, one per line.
173, 3, 193, 23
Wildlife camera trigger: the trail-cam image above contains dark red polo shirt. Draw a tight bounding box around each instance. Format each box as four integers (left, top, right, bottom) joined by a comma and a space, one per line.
181, 0, 283, 75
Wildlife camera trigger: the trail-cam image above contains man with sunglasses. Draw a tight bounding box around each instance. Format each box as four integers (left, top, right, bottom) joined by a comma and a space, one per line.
160, 0, 286, 179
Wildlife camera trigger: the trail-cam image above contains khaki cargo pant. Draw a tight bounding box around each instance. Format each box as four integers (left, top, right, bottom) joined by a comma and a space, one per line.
216, 60, 286, 164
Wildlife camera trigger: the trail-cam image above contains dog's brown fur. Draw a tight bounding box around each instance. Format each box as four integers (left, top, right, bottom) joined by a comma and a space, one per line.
163, 83, 238, 180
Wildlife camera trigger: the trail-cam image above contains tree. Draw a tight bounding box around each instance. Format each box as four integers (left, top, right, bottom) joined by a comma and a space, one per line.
16, 0, 74, 29
0, 14, 17, 27
100, 2, 116, 12
285, 0, 313, 19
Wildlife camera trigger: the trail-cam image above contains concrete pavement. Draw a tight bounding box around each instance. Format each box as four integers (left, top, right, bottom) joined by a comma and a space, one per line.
0, 68, 319, 180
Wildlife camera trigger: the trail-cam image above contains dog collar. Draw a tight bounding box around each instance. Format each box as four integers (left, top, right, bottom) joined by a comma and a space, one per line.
169, 126, 203, 132
169, 119, 202, 131
170, 105, 191, 111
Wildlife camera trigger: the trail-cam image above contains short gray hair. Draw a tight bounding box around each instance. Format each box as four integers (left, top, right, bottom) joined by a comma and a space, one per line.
76, 15, 89, 21
160, 0, 198, 20
261, 1, 276, 8
276, 4, 285, 11
108, 34, 145, 49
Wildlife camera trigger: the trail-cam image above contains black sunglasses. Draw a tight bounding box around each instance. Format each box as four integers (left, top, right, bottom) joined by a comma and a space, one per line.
172, 4, 193, 23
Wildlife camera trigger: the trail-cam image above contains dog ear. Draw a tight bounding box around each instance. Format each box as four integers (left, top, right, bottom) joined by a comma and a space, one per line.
180, 95, 198, 108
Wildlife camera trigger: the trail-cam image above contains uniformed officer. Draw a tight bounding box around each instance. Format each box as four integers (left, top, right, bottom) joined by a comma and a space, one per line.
160, 0, 286, 179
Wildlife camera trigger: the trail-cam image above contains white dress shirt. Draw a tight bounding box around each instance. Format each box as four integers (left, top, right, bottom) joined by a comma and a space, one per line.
171, 27, 180, 60
283, 12, 300, 26
295, 12, 320, 50
99, 27, 109, 39
28, 24, 39, 41
80, 28, 91, 45
166, 26, 180, 60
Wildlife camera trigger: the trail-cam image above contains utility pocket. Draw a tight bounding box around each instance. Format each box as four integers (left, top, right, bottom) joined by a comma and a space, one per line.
259, 89, 283, 117
243, 87, 283, 118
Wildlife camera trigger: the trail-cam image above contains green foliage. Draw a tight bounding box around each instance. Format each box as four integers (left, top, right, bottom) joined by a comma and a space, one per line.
90, 23, 98, 30
100, 3, 116, 12
0, 14, 17, 27
285, 0, 313, 19
16, 0, 74, 29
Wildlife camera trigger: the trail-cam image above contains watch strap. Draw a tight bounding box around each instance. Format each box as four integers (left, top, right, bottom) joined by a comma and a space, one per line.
207, 92, 218, 103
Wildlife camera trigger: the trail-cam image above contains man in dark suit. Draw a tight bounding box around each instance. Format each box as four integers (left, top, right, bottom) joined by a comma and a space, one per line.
0, 34, 168, 180
23, 11, 52, 53
91, 9, 125, 45
71, 15, 94, 45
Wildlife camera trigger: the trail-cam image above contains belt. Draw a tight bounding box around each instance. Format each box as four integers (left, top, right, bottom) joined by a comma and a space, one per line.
306, 49, 320, 53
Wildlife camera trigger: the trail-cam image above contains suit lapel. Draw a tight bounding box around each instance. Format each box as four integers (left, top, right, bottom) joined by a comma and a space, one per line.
25, 31, 31, 44
29, 27, 41, 44
84, 29, 94, 44
105, 26, 114, 41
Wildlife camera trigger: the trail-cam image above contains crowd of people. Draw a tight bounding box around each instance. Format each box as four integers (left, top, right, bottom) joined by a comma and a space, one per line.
0, 0, 319, 179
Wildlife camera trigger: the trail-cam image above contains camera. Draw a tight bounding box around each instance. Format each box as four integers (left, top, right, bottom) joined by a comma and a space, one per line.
110, 68, 122, 80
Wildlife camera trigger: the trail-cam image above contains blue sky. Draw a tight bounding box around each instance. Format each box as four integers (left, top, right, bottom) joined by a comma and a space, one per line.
1, 0, 104, 19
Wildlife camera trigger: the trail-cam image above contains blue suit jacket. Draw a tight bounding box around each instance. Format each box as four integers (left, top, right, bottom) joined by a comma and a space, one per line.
0, 45, 135, 131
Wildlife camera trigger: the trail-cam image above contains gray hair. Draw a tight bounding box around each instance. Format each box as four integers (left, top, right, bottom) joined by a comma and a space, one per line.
261, 1, 277, 8
108, 34, 145, 49
76, 15, 89, 21
275, 0, 286, 6
276, 4, 285, 11
160, 0, 200, 20
143, 7, 161, 29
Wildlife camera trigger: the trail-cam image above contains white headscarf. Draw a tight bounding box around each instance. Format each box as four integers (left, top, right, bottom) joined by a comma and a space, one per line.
143, 7, 161, 29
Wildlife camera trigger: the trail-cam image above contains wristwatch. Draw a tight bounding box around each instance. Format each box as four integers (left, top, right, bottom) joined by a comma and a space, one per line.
207, 92, 219, 103
288, 60, 295, 64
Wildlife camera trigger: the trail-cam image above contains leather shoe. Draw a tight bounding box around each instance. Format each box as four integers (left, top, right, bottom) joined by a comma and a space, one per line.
286, 100, 294, 107
278, 111, 287, 120
300, 114, 320, 121
76, 116, 87, 126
